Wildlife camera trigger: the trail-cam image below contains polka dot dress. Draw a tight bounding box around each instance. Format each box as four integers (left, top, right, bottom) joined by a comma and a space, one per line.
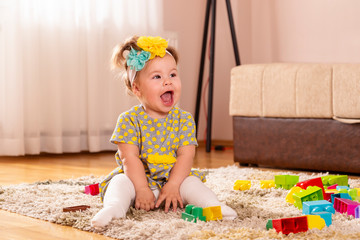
99, 105, 206, 200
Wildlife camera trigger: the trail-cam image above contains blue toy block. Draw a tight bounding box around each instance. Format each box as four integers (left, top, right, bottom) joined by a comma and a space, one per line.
355, 206, 360, 219
312, 212, 332, 227
331, 193, 351, 203
302, 200, 335, 215
336, 186, 350, 191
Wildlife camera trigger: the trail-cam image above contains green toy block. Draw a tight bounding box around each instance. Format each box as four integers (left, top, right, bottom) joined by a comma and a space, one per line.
321, 175, 348, 187
182, 204, 206, 222
192, 207, 206, 221
182, 212, 196, 222
266, 219, 273, 230
339, 188, 348, 193
274, 175, 299, 190
349, 189, 358, 201
293, 186, 323, 209
185, 204, 195, 214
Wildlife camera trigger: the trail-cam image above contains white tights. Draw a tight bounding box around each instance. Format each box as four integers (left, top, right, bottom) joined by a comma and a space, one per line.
91, 175, 237, 227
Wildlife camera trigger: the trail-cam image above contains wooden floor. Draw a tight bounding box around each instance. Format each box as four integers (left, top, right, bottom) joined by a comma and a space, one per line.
0, 146, 235, 240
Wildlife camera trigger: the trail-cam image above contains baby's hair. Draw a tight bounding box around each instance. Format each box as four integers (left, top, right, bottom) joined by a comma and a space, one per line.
111, 35, 179, 94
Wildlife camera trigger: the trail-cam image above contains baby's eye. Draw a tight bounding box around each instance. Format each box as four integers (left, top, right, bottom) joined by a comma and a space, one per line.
153, 75, 161, 79
170, 73, 177, 78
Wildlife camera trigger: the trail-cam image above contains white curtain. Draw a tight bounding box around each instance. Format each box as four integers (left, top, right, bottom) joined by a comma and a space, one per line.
0, 0, 165, 155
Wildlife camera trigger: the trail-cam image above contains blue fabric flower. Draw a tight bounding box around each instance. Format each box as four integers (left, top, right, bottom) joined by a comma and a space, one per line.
126, 48, 151, 71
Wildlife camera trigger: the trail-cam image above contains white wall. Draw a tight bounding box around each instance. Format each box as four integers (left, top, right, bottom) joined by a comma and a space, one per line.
250, 0, 360, 63
164, 0, 360, 142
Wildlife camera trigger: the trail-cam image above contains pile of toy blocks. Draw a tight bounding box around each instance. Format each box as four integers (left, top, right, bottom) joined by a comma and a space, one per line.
266, 174, 360, 234
181, 204, 222, 223
233, 174, 360, 234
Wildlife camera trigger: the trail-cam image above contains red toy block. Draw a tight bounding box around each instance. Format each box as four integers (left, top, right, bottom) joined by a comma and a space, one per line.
85, 183, 99, 195
333, 198, 360, 217
272, 216, 308, 235
296, 177, 327, 201
327, 184, 338, 189
63, 205, 90, 212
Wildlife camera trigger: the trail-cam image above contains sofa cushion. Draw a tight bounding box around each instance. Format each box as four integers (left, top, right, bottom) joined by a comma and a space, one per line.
230, 63, 360, 120
333, 64, 360, 119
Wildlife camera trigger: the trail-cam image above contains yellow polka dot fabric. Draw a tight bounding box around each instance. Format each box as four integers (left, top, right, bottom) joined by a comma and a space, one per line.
99, 105, 206, 201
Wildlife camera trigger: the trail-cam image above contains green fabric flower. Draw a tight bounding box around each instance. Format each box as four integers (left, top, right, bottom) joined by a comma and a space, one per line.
126, 48, 151, 71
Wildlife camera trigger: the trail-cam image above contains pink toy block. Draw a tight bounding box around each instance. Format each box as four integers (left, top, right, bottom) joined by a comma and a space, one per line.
333, 198, 360, 217
85, 183, 99, 195
327, 184, 338, 190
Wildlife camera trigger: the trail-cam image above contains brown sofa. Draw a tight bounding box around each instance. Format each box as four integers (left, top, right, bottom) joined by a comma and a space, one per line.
229, 63, 360, 174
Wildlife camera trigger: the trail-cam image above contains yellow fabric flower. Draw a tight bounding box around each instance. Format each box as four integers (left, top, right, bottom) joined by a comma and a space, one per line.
137, 36, 168, 59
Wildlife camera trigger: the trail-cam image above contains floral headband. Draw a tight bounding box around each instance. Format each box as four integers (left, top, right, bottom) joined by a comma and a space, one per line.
126, 36, 170, 85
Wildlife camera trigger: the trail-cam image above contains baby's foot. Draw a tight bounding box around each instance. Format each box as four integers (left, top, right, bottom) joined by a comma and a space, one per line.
220, 204, 238, 220
91, 207, 118, 228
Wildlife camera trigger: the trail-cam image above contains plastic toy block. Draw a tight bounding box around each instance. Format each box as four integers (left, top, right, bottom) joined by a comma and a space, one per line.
84, 183, 99, 195
202, 206, 222, 221
355, 188, 360, 196
325, 189, 339, 194
63, 205, 90, 212
286, 186, 302, 204
182, 205, 206, 223
325, 189, 338, 201
185, 204, 194, 213
336, 186, 350, 191
266, 219, 273, 230
296, 177, 326, 200
306, 215, 326, 230
260, 180, 275, 189
333, 198, 360, 217
181, 212, 196, 222
348, 189, 358, 200
302, 200, 335, 215
271, 216, 308, 234
233, 180, 251, 191
321, 175, 348, 187
312, 212, 332, 227
293, 186, 323, 209
275, 175, 299, 190
355, 206, 360, 218
331, 193, 351, 203
327, 184, 338, 190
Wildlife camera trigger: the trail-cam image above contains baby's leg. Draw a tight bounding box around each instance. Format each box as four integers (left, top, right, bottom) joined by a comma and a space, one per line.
179, 176, 237, 220
91, 174, 135, 228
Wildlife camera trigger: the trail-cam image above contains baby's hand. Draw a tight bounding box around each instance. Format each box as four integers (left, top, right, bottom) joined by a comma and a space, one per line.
135, 187, 156, 211
155, 182, 183, 212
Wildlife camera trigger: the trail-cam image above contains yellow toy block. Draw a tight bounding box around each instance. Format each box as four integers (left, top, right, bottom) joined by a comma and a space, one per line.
233, 180, 251, 191
325, 189, 339, 194
355, 188, 360, 196
285, 186, 302, 204
260, 180, 275, 189
202, 206, 222, 221
306, 215, 326, 230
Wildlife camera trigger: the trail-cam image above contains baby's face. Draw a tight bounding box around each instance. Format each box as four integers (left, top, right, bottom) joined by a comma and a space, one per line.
133, 54, 181, 119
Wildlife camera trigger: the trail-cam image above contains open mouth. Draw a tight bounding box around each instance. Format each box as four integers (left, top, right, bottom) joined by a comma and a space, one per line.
160, 91, 174, 106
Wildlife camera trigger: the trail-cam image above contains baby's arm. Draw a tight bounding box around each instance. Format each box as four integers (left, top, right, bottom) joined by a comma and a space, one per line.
118, 143, 156, 211
155, 145, 195, 212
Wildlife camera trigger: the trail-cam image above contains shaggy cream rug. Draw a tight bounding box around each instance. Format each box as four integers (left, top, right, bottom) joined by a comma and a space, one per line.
1, 165, 360, 240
